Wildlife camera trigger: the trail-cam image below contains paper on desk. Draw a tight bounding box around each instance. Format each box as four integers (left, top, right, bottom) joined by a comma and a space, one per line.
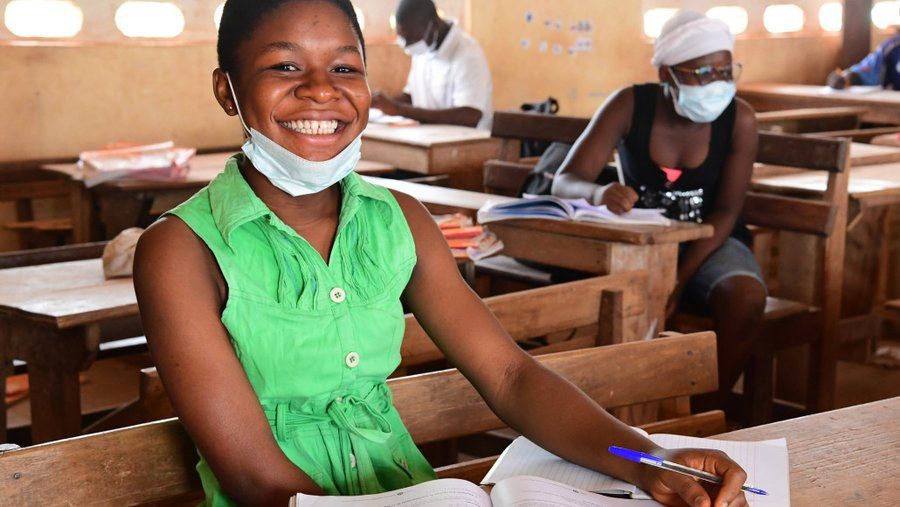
817, 85, 882, 95
369, 108, 418, 126
290, 478, 491, 506
483, 436, 790, 506
491, 476, 660, 506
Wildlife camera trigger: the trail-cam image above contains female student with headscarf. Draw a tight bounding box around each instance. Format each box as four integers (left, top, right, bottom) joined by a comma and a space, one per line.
552, 10, 766, 410
134, 2, 749, 505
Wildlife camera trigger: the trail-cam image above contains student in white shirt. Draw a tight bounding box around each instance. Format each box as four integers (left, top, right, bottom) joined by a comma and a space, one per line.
371, 0, 493, 129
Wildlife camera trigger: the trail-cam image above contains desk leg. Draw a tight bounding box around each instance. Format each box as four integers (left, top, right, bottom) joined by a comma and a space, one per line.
0, 358, 10, 443
6, 322, 100, 443
70, 182, 93, 243
28, 366, 82, 442
608, 243, 681, 423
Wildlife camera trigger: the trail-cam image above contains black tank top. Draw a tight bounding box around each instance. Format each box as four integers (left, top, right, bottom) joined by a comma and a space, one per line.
617, 83, 749, 243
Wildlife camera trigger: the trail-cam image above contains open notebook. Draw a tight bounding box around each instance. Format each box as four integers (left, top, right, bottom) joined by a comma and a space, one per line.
289, 434, 790, 506
477, 195, 670, 226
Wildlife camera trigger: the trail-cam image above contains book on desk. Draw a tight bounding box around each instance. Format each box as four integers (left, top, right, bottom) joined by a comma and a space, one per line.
290, 434, 790, 506
477, 195, 671, 227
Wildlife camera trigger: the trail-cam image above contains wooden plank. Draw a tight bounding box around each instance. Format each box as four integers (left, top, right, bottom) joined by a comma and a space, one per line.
0, 242, 106, 269
849, 142, 900, 166
739, 83, 900, 124
399, 272, 648, 367
0, 418, 201, 507
393, 333, 718, 445
491, 112, 589, 144
716, 397, 899, 506
483, 160, 534, 196
742, 192, 836, 236
757, 132, 849, 173
756, 106, 868, 123
0, 180, 70, 201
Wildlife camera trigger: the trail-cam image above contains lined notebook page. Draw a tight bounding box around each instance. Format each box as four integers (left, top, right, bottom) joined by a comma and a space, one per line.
481, 438, 638, 495
650, 435, 790, 507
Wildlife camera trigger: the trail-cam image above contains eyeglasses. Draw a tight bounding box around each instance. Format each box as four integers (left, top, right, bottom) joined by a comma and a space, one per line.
671, 63, 743, 86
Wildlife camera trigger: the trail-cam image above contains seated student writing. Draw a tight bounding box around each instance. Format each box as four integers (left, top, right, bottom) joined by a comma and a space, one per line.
552, 10, 766, 410
827, 16, 899, 89
133, 1, 749, 506
370, 0, 493, 129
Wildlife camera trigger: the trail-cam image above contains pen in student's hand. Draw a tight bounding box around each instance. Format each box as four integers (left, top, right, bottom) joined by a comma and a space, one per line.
608, 446, 768, 496
613, 151, 626, 185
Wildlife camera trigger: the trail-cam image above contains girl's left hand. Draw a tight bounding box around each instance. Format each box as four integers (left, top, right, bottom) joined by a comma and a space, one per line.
638, 448, 749, 507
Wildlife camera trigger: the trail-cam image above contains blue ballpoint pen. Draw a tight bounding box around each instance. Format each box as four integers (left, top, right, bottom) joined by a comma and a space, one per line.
608, 446, 768, 496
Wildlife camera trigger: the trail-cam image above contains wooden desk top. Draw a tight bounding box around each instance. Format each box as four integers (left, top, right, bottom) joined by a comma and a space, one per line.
754, 162, 900, 205
42, 153, 395, 191
0, 259, 136, 329
362, 124, 493, 148
715, 397, 899, 506
740, 83, 900, 106
486, 218, 714, 246
363, 177, 516, 213
850, 142, 900, 166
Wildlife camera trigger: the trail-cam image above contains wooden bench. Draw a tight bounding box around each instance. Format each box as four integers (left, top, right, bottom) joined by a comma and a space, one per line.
87, 272, 649, 433
0, 332, 722, 506
885, 300, 900, 326
672, 132, 851, 424
755, 106, 867, 134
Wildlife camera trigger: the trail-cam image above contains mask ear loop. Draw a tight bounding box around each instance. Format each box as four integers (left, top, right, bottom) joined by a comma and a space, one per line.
225, 72, 252, 137
665, 67, 682, 100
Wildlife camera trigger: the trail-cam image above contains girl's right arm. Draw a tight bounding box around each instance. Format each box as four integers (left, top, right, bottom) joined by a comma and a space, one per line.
133, 217, 323, 506
551, 87, 639, 213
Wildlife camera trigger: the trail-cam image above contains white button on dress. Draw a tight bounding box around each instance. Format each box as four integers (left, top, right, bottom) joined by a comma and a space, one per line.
345, 352, 360, 368
330, 287, 346, 303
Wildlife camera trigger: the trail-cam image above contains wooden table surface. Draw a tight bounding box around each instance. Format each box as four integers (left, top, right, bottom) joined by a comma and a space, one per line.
715, 397, 899, 506
850, 142, 900, 166
360, 124, 502, 187
363, 176, 515, 217
0, 259, 135, 329
754, 161, 900, 207
739, 83, 900, 124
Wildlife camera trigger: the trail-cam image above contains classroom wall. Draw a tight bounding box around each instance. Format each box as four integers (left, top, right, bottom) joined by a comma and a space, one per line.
470, 0, 843, 118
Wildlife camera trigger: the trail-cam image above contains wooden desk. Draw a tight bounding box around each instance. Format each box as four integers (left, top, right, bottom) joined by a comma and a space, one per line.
0, 259, 136, 443
739, 83, 900, 125
42, 153, 395, 242
715, 397, 899, 506
484, 219, 713, 343
753, 163, 900, 370
361, 124, 502, 190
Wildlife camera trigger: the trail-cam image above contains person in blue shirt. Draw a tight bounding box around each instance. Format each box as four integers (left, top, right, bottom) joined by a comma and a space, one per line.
828, 33, 900, 89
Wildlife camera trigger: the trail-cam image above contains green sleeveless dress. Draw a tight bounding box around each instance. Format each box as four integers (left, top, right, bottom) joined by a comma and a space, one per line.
167, 156, 437, 505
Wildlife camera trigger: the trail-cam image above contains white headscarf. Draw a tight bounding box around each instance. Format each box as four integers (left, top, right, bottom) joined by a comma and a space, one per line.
651, 10, 734, 68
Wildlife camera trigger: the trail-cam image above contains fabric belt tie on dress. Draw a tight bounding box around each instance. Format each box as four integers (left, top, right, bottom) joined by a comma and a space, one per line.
266, 383, 394, 443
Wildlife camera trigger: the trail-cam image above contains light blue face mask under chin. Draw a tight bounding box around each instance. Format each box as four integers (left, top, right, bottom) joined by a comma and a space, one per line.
665, 69, 736, 124
225, 72, 361, 197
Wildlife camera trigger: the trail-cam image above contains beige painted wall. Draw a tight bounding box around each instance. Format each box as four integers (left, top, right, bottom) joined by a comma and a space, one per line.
470, 0, 843, 118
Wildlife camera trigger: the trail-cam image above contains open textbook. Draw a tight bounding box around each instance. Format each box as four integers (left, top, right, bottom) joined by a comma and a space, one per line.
290, 434, 790, 506
477, 195, 671, 226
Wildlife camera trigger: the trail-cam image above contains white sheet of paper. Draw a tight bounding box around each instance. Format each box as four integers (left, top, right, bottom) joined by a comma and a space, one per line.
650, 434, 791, 507
491, 476, 661, 507
291, 478, 490, 506
482, 437, 638, 496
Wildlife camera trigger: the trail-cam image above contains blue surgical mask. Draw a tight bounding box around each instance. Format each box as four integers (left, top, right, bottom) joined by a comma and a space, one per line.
225, 73, 360, 197
666, 69, 736, 124
398, 21, 435, 56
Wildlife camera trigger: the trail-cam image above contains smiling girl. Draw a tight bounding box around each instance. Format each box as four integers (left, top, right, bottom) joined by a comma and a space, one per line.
133, 2, 749, 506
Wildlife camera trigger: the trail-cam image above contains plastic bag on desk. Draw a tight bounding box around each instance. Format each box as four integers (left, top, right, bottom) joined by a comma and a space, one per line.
102, 227, 144, 279
78, 141, 195, 187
